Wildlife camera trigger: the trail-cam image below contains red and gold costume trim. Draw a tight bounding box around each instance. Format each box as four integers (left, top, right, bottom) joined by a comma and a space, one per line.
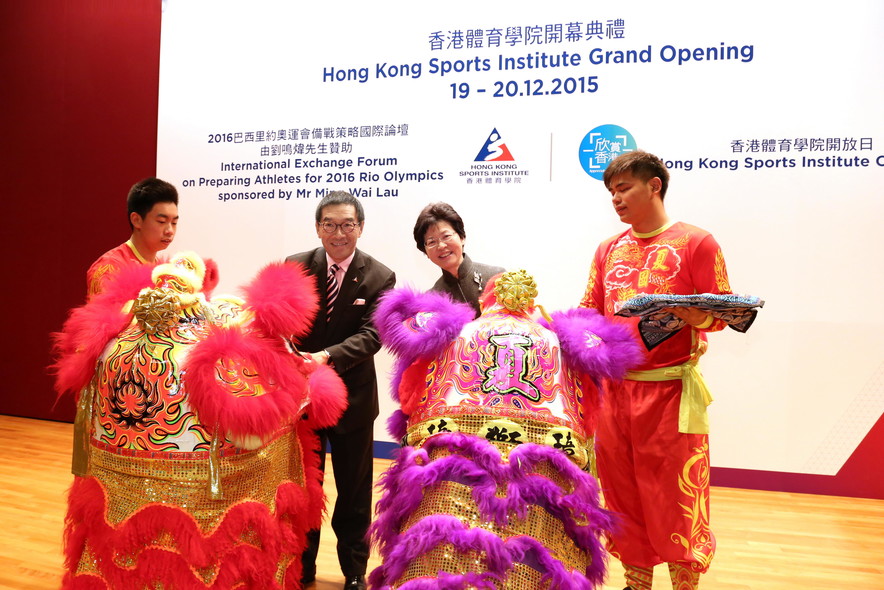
87, 240, 150, 299
64, 427, 318, 589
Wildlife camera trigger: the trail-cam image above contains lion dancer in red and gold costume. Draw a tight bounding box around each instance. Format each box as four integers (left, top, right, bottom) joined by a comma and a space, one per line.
52, 252, 347, 589
580, 151, 733, 590
369, 270, 643, 589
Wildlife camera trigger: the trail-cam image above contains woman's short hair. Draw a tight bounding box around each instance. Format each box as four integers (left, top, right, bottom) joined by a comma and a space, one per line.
412, 202, 466, 253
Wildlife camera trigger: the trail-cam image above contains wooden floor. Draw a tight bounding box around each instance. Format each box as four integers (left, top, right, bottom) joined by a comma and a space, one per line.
1, 415, 882, 590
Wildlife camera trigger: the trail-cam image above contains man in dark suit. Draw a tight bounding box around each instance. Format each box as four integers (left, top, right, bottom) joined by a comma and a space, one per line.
286, 191, 396, 590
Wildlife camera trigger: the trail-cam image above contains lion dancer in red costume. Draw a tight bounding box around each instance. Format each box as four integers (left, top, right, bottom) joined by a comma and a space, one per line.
53, 252, 347, 589
580, 151, 733, 590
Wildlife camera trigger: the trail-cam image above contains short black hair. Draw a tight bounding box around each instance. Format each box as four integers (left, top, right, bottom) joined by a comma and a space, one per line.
315, 190, 365, 224
127, 177, 179, 229
602, 150, 670, 200
412, 202, 466, 253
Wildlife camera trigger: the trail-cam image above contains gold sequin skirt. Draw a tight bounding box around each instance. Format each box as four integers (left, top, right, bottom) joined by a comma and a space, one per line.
63, 427, 313, 589
370, 431, 611, 589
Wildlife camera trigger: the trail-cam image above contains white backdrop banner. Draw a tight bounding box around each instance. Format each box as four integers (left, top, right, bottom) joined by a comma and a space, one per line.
157, 0, 884, 475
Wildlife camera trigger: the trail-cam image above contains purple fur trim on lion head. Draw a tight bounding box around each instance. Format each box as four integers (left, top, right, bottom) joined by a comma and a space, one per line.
386, 409, 409, 441
387, 356, 411, 403
373, 287, 474, 363
544, 308, 644, 380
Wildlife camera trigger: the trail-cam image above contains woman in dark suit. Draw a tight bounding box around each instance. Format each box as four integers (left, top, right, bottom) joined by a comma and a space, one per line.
413, 202, 504, 317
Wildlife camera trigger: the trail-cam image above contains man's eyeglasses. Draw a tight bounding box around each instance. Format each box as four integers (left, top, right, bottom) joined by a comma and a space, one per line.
425, 233, 457, 249
319, 221, 360, 234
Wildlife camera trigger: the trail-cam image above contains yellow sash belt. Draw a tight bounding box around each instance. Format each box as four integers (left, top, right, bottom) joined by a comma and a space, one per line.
625, 359, 713, 435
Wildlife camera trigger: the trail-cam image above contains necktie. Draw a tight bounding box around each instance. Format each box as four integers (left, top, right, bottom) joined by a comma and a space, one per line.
326, 264, 340, 321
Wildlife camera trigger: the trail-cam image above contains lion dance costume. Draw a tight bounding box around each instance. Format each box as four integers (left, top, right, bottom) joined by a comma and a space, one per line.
368, 270, 643, 589
52, 252, 347, 589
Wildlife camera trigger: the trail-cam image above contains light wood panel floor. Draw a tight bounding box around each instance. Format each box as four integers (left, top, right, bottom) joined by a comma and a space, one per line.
1, 415, 881, 589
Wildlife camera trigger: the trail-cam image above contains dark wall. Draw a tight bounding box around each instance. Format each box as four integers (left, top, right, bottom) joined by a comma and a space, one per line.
0, 1, 161, 421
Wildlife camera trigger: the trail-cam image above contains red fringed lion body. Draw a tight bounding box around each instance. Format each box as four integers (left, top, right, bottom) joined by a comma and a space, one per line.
53, 253, 347, 590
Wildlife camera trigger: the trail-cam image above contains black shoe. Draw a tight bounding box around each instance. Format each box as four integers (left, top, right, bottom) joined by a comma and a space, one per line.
300, 574, 316, 589
342, 575, 366, 590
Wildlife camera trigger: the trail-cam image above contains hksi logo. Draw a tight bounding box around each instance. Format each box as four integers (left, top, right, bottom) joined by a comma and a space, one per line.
474, 128, 515, 162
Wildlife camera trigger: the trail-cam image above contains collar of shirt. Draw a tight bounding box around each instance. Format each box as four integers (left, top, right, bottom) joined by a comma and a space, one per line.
325, 251, 355, 283
125, 239, 151, 264
632, 220, 676, 239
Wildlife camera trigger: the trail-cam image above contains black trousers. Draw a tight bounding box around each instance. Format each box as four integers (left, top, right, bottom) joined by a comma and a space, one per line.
301, 423, 374, 579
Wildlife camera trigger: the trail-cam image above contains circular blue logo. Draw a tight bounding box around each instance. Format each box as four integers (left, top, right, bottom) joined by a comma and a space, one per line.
578, 125, 637, 180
